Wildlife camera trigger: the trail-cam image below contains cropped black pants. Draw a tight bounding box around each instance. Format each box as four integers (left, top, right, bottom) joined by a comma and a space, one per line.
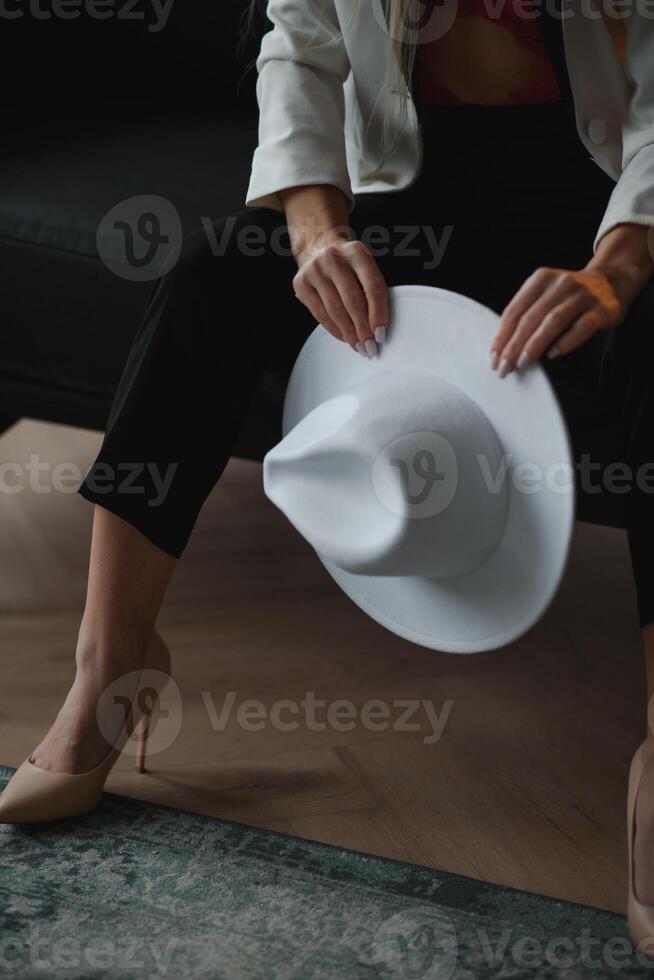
79, 101, 654, 628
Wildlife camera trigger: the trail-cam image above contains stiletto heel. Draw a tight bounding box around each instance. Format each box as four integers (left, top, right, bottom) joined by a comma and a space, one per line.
627, 740, 654, 953
0, 633, 171, 824
134, 715, 151, 774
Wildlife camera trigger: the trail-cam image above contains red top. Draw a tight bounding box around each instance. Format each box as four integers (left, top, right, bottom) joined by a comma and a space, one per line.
417, 7, 561, 106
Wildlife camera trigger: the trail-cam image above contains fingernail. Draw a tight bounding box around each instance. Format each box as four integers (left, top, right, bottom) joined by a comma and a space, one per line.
498, 358, 512, 379
374, 325, 387, 344
365, 339, 379, 358
547, 345, 561, 359
355, 342, 369, 358
490, 351, 500, 371
516, 350, 531, 371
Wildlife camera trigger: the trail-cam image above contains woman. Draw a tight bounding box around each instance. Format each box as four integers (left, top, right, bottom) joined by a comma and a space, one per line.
1, 0, 653, 945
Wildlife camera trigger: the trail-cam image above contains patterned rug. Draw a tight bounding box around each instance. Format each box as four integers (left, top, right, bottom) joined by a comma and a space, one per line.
0, 766, 645, 979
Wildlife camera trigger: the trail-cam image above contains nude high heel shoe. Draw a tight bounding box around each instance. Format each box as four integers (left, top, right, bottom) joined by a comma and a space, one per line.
0, 633, 171, 824
628, 740, 654, 953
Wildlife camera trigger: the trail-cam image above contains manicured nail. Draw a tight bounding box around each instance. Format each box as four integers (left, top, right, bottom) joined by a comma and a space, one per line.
374, 325, 387, 344
498, 358, 512, 379
365, 339, 379, 358
490, 351, 500, 371
355, 342, 369, 358
547, 345, 561, 360
516, 350, 531, 371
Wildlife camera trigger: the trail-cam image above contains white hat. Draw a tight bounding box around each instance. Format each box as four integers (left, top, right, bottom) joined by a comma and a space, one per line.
264, 286, 575, 653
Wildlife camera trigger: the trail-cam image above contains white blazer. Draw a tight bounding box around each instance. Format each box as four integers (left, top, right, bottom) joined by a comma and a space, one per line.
246, 0, 654, 250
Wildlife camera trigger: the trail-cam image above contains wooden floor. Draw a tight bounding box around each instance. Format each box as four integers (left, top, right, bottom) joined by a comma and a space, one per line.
0, 419, 646, 914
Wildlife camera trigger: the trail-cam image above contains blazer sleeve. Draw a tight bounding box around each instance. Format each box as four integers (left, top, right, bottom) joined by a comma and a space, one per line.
246, 0, 353, 212
595, 20, 654, 249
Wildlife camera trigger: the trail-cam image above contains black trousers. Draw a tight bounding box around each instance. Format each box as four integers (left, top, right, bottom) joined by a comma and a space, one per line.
79, 101, 654, 628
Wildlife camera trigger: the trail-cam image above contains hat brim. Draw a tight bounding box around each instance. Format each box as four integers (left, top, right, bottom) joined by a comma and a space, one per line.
282, 286, 575, 653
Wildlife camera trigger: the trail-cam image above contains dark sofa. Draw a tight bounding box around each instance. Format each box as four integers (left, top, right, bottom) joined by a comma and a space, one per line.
0, 1, 627, 530
0, 0, 283, 458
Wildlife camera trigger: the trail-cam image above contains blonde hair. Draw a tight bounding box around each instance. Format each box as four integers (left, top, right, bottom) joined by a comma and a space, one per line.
386, 1, 416, 96
382, 1, 416, 151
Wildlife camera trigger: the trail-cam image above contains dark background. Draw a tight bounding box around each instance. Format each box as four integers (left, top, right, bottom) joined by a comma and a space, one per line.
0, 0, 286, 455
1, 1, 263, 115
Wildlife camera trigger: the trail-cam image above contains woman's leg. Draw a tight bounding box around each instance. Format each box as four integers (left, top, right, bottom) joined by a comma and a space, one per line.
31, 509, 176, 772
79, 209, 311, 558
546, 276, 654, 903
638, 626, 654, 902
603, 278, 654, 637
34, 207, 313, 773
36, 170, 482, 775
418, 100, 654, 904
595, 277, 654, 903
32, 165, 488, 776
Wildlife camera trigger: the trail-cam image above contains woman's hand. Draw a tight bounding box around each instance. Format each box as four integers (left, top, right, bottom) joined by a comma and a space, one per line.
490, 266, 624, 375
490, 223, 654, 377
293, 238, 389, 356
280, 184, 389, 357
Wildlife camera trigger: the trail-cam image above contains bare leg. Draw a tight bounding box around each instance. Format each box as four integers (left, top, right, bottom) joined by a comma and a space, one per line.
634, 624, 654, 904
31, 506, 177, 774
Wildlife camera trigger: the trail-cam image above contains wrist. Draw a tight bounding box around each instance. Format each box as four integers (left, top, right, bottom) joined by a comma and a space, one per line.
587, 259, 649, 308
279, 184, 352, 267
587, 223, 654, 306
294, 225, 352, 267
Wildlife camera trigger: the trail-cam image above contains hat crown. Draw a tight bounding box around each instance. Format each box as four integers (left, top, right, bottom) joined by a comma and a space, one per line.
264, 368, 508, 579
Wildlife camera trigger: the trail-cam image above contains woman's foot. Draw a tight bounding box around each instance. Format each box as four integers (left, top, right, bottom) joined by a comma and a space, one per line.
30, 631, 168, 775
634, 740, 654, 906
